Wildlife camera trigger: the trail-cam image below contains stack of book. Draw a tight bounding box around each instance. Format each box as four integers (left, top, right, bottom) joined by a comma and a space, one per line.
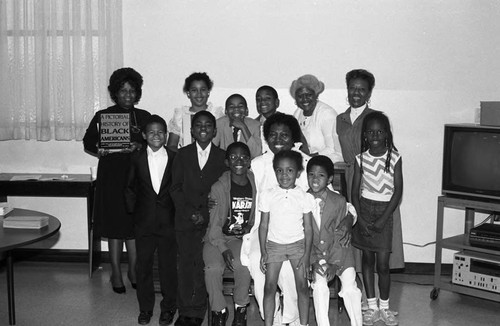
3, 215, 49, 229
0, 205, 13, 216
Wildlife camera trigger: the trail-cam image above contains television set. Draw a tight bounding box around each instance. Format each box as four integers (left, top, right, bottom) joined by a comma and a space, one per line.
442, 123, 500, 202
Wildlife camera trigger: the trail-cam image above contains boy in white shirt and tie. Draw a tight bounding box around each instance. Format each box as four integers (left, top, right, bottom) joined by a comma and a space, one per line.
125, 115, 177, 325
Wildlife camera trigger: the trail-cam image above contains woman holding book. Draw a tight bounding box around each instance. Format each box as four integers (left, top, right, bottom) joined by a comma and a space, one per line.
83, 67, 151, 294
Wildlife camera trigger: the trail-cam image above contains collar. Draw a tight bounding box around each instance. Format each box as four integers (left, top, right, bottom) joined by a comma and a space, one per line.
147, 146, 167, 157
351, 104, 367, 116
196, 141, 212, 153
309, 188, 328, 201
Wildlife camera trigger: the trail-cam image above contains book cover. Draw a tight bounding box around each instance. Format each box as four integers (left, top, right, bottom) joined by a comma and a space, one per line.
98, 113, 131, 150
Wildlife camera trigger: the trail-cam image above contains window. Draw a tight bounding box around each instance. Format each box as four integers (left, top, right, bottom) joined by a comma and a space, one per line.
0, 0, 123, 141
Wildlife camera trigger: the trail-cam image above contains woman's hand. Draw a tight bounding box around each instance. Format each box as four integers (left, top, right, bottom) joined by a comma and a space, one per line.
124, 141, 142, 153
97, 148, 109, 158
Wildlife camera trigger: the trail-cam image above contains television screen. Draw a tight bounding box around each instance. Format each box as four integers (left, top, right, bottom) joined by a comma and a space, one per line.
443, 124, 500, 200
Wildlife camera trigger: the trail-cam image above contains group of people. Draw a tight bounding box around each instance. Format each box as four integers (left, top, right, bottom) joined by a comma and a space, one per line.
83, 67, 404, 326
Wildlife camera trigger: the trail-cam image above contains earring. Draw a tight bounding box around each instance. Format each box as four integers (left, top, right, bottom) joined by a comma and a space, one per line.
385, 139, 388, 148
367, 98, 371, 106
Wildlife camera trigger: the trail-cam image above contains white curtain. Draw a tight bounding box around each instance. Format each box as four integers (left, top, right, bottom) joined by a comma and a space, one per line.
0, 0, 123, 141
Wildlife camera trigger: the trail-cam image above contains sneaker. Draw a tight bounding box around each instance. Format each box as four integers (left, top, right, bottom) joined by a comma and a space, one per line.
379, 309, 398, 326
361, 301, 369, 311
362, 309, 379, 326
232, 306, 247, 326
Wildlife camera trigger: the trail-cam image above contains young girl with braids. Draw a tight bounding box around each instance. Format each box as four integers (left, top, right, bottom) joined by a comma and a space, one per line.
351, 111, 403, 326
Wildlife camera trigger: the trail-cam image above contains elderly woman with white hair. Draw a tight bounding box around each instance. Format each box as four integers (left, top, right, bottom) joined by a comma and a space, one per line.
291, 74, 343, 163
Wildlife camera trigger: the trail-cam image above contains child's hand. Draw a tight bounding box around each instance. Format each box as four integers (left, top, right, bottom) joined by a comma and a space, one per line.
222, 249, 235, 271
323, 263, 338, 282
190, 211, 204, 227
207, 194, 217, 210
260, 254, 268, 274
311, 262, 324, 281
297, 256, 310, 279
358, 216, 372, 237
338, 213, 353, 246
368, 219, 386, 233
229, 117, 246, 130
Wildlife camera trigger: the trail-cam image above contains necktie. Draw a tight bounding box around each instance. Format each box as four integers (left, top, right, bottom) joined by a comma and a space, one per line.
313, 198, 323, 230
232, 127, 240, 142
199, 151, 207, 170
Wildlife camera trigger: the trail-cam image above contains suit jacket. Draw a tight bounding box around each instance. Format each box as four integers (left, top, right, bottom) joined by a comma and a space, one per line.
124, 147, 176, 237
310, 188, 354, 274
170, 142, 227, 232
213, 116, 262, 159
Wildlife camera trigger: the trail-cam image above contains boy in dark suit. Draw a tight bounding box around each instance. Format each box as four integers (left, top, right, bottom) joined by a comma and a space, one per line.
125, 115, 177, 325
170, 110, 227, 326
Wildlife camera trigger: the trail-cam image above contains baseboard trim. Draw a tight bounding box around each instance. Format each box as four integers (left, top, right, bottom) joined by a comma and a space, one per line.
10, 248, 125, 264
6, 249, 452, 275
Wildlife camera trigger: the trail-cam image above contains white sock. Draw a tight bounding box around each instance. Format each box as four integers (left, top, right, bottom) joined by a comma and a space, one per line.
379, 298, 389, 310
367, 297, 378, 311
220, 308, 226, 313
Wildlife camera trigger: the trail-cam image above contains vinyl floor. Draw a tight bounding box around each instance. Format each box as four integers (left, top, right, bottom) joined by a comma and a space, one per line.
0, 261, 498, 326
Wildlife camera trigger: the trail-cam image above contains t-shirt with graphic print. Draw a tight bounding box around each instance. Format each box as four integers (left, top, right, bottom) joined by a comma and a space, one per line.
223, 180, 253, 236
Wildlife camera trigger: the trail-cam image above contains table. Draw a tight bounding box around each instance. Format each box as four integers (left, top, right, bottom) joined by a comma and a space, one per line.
432, 195, 500, 302
0, 173, 99, 277
1, 208, 61, 325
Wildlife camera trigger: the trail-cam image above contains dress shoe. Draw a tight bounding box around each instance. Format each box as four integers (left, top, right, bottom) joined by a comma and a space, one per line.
128, 271, 137, 289
110, 277, 126, 294
232, 306, 247, 326
159, 309, 176, 325
138, 311, 153, 325
211, 310, 228, 326
174, 315, 189, 326
112, 285, 126, 294
190, 317, 204, 326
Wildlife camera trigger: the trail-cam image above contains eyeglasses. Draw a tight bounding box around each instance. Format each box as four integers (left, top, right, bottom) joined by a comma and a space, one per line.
228, 154, 250, 162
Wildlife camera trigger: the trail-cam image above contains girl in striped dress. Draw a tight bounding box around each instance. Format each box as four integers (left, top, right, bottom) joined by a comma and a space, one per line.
351, 111, 403, 326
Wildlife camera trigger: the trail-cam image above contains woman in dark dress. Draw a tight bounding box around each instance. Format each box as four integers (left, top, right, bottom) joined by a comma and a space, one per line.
83, 68, 151, 293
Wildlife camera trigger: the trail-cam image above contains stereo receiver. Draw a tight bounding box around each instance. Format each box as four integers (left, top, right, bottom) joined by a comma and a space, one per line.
452, 251, 500, 293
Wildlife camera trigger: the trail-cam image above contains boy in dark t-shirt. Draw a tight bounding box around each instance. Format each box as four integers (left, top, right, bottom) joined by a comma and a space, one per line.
203, 142, 256, 326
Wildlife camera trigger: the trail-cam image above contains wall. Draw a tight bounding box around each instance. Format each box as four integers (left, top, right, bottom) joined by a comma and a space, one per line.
1, 0, 500, 263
